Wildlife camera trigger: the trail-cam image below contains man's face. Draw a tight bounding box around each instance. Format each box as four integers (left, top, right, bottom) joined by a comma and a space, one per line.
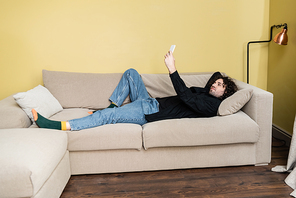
209, 78, 226, 98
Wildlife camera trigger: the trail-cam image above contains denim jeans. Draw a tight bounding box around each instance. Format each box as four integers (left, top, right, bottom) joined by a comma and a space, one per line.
69, 68, 159, 131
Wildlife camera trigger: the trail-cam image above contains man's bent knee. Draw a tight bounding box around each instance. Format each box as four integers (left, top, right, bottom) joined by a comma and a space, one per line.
125, 68, 139, 75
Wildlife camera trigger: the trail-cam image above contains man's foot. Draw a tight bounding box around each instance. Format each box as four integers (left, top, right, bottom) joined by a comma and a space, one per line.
32, 109, 67, 130
108, 102, 118, 108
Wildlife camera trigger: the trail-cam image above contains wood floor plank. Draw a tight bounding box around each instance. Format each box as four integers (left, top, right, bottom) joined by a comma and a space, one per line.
61, 138, 292, 197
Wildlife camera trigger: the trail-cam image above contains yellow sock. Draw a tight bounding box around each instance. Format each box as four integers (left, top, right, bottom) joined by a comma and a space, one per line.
61, 121, 67, 131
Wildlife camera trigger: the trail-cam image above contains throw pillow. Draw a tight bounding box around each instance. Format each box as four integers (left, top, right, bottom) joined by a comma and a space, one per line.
13, 85, 63, 122
218, 89, 253, 116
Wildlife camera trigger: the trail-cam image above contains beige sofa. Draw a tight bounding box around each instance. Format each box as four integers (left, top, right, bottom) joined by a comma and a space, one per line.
0, 70, 273, 198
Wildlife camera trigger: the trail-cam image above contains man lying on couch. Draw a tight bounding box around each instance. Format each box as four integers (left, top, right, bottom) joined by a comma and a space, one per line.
32, 51, 238, 131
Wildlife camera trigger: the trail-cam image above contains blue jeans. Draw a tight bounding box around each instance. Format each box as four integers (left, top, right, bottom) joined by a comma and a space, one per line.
69, 69, 159, 131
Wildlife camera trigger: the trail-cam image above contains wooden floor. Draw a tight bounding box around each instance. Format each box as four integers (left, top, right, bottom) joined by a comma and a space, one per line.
61, 138, 292, 198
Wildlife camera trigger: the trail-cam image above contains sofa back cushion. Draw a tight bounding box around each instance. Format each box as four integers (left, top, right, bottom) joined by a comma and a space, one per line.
43, 70, 128, 109
141, 73, 213, 98
43, 70, 214, 109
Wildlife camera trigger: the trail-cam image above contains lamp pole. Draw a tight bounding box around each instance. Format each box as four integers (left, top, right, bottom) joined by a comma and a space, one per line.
246, 23, 287, 84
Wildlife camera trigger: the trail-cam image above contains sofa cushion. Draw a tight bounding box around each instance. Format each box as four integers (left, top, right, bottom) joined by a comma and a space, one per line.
218, 88, 253, 116
0, 96, 32, 129
0, 128, 68, 198
67, 123, 143, 151
142, 111, 259, 150
49, 108, 143, 151
141, 73, 213, 98
49, 108, 91, 121
13, 85, 63, 123
43, 70, 130, 109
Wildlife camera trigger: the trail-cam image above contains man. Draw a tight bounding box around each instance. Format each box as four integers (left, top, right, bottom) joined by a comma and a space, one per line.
32, 51, 237, 131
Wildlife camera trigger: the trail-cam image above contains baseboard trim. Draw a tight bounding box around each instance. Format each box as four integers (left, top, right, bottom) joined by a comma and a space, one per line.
272, 124, 292, 147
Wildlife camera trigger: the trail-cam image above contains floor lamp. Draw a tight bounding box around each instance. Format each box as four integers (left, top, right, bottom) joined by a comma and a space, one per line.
246, 23, 288, 84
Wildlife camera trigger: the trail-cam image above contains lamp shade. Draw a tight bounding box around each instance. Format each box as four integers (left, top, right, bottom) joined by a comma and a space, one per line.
273, 26, 288, 45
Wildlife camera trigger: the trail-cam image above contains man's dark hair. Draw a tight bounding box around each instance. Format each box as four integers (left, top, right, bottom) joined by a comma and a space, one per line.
205, 72, 238, 100
220, 76, 238, 100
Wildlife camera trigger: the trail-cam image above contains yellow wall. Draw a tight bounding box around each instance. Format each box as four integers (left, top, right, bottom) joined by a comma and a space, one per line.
269, 0, 296, 134
0, 0, 269, 100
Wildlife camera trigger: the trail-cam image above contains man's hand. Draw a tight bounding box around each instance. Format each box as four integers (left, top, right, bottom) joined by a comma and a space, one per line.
164, 51, 176, 74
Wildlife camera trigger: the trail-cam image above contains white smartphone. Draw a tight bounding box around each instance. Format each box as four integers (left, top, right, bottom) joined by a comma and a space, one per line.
170, 45, 176, 53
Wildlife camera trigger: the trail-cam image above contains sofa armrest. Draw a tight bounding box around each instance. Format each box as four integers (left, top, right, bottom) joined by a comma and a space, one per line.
0, 95, 31, 129
235, 80, 273, 164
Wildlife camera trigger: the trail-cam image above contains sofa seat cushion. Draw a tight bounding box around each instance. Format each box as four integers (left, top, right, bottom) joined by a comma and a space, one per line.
0, 128, 68, 198
49, 108, 143, 151
67, 123, 143, 151
49, 108, 91, 121
142, 111, 259, 150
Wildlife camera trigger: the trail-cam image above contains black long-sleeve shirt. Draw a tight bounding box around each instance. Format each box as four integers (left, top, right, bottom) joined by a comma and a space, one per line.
145, 71, 222, 122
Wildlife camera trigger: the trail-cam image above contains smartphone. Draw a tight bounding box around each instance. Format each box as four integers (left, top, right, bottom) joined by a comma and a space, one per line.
170, 45, 176, 53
